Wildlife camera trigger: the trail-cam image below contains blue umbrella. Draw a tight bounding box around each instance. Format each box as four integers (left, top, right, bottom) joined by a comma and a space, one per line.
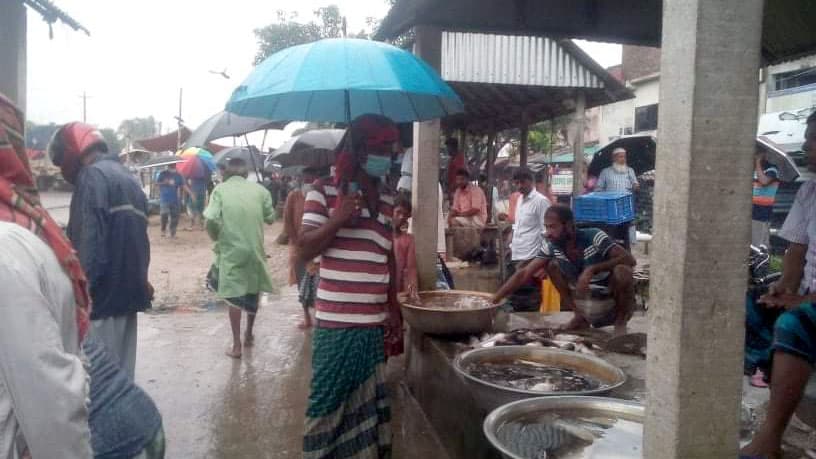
225, 38, 463, 123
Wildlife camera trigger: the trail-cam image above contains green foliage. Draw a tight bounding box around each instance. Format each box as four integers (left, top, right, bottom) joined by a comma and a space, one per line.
117, 117, 157, 143
99, 128, 123, 155
25, 121, 59, 150
254, 6, 345, 64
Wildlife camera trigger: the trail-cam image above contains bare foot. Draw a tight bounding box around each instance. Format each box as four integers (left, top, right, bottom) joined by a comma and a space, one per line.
243, 334, 254, 347
225, 348, 242, 359
740, 441, 781, 459
558, 315, 590, 331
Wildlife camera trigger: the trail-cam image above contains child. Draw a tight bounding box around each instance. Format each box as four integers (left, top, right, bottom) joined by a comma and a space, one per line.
393, 198, 419, 300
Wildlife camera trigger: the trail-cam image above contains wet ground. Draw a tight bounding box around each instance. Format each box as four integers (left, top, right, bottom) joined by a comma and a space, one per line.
131, 212, 446, 458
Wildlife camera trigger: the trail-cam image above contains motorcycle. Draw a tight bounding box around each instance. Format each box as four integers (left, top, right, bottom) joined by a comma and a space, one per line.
744, 244, 783, 377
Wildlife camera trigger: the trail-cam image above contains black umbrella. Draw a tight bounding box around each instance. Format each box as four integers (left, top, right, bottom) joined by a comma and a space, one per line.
589, 134, 801, 182
269, 129, 345, 168
756, 136, 801, 182
588, 135, 657, 177
213, 146, 264, 168
184, 111, 286, 148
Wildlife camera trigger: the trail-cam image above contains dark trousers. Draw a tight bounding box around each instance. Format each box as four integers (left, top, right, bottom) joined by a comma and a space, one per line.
160, 202, 180, 235
505, 259, 541, 312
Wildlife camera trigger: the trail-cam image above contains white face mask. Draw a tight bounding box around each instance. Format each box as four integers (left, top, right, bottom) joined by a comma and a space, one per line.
613, 163, 628, 173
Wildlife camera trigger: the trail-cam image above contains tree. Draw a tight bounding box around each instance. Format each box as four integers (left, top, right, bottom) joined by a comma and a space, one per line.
117, 117, 157, 144
99, 128, 123, 155
25, 121, 59, 150
254, 6, 344, 64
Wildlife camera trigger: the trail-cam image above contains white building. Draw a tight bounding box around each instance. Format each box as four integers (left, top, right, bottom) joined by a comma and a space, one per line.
594, 47, 816, 146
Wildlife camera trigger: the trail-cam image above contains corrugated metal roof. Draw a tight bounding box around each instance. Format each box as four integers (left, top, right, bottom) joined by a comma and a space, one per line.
376, 0, 816, 66
441, 32, 603, 88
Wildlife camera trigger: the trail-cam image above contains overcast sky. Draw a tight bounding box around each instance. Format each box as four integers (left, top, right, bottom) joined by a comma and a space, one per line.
26, 1, 621, 147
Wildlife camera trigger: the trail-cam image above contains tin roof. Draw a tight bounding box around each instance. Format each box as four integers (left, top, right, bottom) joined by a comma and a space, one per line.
439, 32, 632, 133
375, 0, 816, 65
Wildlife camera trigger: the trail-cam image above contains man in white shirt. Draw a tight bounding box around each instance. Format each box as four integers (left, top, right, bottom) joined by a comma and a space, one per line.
505, 168, 551, 311
741, 110, 816, 458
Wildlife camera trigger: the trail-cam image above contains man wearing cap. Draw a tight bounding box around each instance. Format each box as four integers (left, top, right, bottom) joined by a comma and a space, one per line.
49, 122, 152, 379
596, 147, 639, 193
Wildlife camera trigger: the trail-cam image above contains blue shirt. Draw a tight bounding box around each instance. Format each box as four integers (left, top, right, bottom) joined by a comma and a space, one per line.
157, 170, 183, 205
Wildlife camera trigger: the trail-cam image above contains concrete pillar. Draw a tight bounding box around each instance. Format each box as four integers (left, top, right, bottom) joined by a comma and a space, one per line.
645, 1, 764, 457
571, 91, 586, 196
412, 25, 442, 290
519, 116, 529, 169
0, 0, 27, 111
485, 130, 497, 221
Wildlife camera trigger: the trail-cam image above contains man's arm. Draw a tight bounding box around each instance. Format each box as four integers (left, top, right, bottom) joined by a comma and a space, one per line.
493, 257, 549, 303
0, 261, 92, 459
629, 168, 640, 191
298, 190, 356, 262
262, 187, 276, 224
596, 170, 608, 191
755, 161, 778, 186
585, 244, 636, 275
202, 187, 222, 241
73, 170, 108, 289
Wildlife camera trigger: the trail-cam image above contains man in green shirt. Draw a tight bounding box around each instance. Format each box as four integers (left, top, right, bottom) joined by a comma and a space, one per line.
204, 158, 276, 359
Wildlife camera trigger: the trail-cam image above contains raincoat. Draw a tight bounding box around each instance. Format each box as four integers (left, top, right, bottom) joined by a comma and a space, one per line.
203, 175, 276, 298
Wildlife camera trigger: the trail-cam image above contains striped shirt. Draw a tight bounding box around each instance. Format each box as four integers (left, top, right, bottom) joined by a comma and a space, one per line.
535, 228, 616, 283
778, 179, 816, 294
597, 166, 638, 192
302, 180, 394, 327
752, 165, 780, 222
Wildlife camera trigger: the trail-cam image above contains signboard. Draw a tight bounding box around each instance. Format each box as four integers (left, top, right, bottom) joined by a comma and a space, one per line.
551, 172, 574, 195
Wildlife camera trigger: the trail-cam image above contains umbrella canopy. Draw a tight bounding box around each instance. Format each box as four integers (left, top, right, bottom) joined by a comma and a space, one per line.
588, 135, 658, 177
177, 147, 217, 178
136, 155, 184, 170
756, 136, 801, 182
212, 145, 265, 168
270, 129, 344, 168
184, 111, 286, 148
589, 134, 801, 182
225, 38, 464, 123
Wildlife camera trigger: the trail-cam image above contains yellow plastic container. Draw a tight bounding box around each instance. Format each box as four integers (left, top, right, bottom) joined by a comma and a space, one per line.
540, 278, 561, 314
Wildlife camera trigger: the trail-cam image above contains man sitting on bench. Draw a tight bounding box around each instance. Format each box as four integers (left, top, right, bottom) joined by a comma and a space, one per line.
492, 205, 636, 333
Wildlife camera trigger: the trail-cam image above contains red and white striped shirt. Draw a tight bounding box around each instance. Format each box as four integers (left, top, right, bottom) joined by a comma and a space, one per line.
301, 180, 394, 327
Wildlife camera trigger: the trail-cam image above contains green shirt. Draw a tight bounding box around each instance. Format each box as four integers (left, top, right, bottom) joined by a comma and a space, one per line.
203, 176, 276, 298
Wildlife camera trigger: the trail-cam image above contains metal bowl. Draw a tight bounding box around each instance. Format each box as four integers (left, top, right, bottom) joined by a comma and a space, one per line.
400, 290, 501, 336
453, 346, 627, 411
484, 396, 644, 459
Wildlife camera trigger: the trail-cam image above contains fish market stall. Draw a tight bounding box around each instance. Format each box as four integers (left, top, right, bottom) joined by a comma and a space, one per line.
401, 294, 648, 459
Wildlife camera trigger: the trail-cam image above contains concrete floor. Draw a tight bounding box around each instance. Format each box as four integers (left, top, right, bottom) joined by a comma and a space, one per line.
134, 287, 447, 459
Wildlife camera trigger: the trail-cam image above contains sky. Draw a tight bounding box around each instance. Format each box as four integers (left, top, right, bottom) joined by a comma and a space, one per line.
25, 1, 621, 148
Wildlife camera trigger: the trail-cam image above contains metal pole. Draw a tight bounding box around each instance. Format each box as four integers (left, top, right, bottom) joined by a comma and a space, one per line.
571, 91, 586, 197
176, 88, 183, 150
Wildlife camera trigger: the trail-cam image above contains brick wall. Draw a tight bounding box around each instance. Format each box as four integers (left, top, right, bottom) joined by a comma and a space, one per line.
622, 45, 662, 82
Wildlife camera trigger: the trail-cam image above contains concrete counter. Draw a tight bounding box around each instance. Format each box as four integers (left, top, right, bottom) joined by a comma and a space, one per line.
404, 311, 649, 459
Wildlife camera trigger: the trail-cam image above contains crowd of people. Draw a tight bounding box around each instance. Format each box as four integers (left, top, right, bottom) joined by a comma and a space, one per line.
1, 79, 815, 458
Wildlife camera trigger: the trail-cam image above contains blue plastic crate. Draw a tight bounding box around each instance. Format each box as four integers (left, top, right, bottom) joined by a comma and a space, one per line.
574, 191, 635, 224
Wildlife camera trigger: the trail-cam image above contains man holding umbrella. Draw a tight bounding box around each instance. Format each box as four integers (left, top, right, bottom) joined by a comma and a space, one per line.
299, 114, 401, 459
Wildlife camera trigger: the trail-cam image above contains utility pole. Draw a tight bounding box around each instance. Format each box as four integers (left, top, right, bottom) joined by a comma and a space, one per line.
79, 91, 90, 122
175, 88, 184, 150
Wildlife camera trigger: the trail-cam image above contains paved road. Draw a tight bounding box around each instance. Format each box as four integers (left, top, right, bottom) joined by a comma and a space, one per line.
135, 287, 447, 459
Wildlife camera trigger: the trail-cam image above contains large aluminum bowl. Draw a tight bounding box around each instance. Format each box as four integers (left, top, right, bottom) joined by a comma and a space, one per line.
484, 396, 644, 459
400, 290, 501, 336
454, 346, 627, 410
